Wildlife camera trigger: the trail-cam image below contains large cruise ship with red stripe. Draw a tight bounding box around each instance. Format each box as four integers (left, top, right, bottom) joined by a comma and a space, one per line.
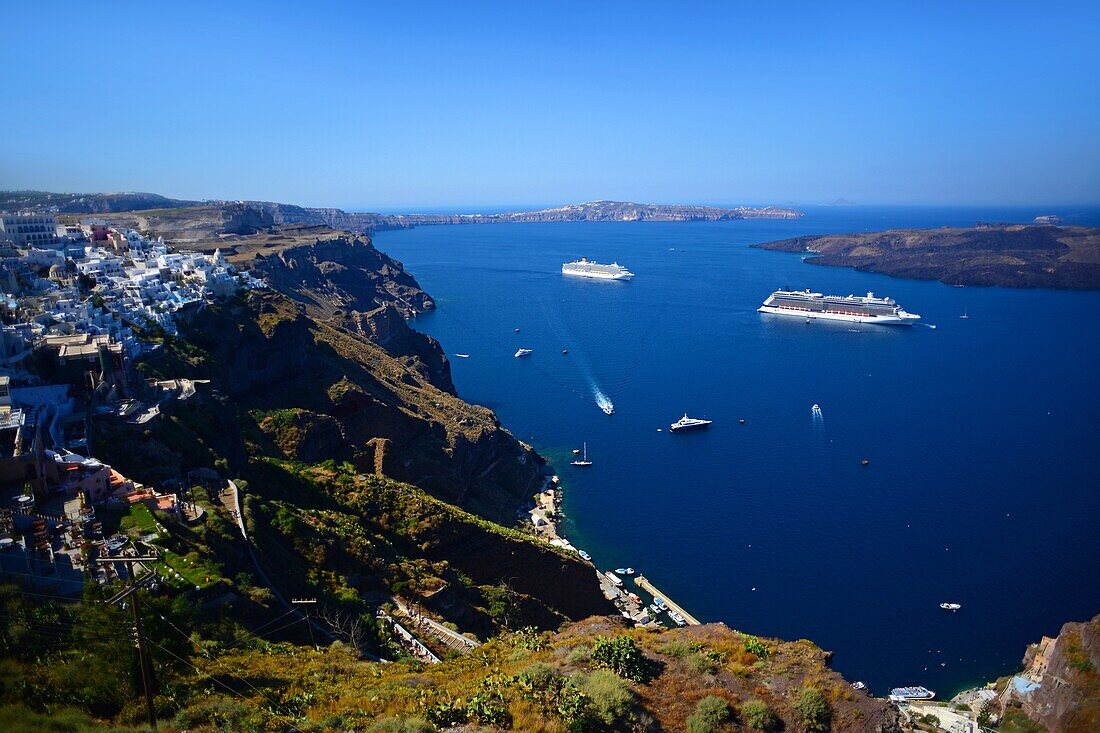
758, 289, 920, 325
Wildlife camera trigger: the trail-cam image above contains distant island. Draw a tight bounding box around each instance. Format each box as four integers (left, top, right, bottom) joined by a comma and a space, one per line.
753, 224, 1100, 289
0, 191, 803, 234
389, 199, 803, 224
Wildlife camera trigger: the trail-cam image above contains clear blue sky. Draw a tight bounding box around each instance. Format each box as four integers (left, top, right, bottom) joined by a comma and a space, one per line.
2, 1, 1098, 210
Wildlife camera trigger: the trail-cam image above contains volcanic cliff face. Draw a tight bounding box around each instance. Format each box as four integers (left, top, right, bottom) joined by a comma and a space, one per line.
227, 230, 452, 391
1018, 615, 1100, 733
142, 291, 537, 523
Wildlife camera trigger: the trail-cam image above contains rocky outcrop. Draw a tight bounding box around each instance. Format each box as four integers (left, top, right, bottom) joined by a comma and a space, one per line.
753, 225, 1100, 289
219, 203, 275, 234
353, 304, 453, 393
1017, 615, 1100, 733
247, 233, 435, 318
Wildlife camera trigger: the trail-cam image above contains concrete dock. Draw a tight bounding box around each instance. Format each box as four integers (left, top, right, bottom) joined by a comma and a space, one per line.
634, 575, 701, 625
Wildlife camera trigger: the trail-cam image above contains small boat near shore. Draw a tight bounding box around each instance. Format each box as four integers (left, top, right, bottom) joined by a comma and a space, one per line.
851, 681, 867, 691
614, 567, 635, 576
940, 602, 962, 611
514, 348, 533, 358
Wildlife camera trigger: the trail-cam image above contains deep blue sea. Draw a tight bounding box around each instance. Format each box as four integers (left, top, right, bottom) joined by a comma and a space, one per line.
375, 206, 1100, 697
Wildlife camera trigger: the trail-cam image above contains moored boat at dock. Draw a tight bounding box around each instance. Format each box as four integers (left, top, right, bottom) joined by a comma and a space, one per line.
889, 686, 935, 702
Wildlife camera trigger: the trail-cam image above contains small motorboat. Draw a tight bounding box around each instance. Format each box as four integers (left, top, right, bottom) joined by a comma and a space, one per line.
514, 348, 533, 358
851, 681, 867, 691
738, 418, 746, 424
454, 353, 470, 358
578, 550, 591, 561
812, 403, 822, 416
940, 602, 962, 611
514, 327, 521, 332
572, 448, 581, 454
861, 458, 870, 466
614, 567, 636, 576
562, 349, 569, 354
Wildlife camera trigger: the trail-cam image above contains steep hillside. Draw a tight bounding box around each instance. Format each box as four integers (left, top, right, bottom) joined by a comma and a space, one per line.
753, 225, 1100, 289
1016, 615, 1100, 732
103, 291, 538, 523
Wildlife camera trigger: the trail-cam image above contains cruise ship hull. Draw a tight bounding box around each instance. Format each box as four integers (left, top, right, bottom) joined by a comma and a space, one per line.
757, 305, 919, 326
562, 268, 634, 281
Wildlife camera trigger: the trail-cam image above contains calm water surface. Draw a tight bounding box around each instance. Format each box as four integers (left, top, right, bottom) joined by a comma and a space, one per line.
375, 206, 1100, 696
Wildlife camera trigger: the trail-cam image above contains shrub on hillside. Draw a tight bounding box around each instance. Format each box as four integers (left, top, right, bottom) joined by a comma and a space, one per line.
686, 695, 732, 733
739, 699, 779, 731
575, 669, 635, 726
794, 686, 832, 732
370, 717, 435, 733
590, 635, 651, 682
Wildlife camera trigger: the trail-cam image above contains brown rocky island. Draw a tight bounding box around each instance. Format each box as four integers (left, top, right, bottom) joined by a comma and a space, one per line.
753, 224, 1100, 289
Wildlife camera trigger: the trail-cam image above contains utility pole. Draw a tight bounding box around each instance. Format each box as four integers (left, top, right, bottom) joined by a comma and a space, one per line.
99, 553, 159, 730
292, 598, 317, 649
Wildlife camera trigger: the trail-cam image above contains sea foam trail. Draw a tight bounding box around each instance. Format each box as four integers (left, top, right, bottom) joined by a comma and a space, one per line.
594, 389, 615, 415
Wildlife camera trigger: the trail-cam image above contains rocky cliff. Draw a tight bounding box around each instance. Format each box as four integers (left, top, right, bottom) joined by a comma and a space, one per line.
127, 291, 537, 523
1016, 614, 1100, 732
753, 225, 1100, 289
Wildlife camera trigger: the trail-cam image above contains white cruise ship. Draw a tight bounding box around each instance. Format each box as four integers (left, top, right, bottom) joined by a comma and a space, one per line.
562, 258, 634, 281
758, 289, 920, 325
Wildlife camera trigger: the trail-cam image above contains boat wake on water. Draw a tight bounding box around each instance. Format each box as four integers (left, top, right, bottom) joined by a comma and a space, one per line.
594, 389, 615, 415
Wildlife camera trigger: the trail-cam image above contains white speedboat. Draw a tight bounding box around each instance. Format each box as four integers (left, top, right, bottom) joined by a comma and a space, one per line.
514, 348, 533, 358
670, 414, 713, 431
454, 353, 470, 358
940, 602, 962, 611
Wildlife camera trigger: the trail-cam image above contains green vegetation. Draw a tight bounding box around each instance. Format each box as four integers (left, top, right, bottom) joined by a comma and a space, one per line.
574, 669, 634, 726
793, 686, 831, 732
686, 695, 732, 733
994, 708, 1046, 733
590, 635, 651, 682
118, 502, 159, 535
740, 698, 779, 731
